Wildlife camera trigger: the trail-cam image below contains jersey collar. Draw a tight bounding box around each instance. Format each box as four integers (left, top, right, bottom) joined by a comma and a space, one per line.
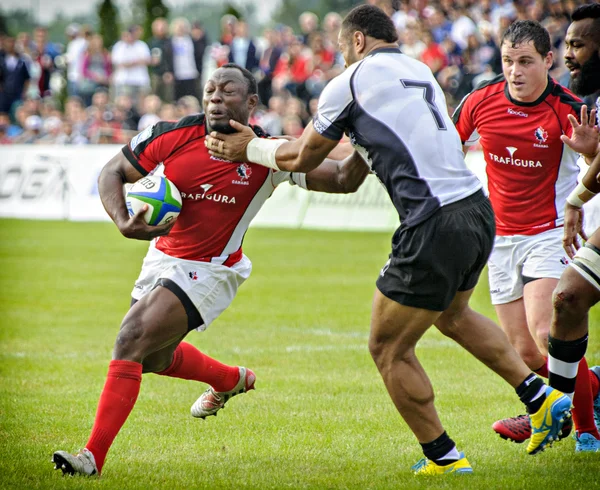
504, 75, 554, 107
366, 46, 402, 57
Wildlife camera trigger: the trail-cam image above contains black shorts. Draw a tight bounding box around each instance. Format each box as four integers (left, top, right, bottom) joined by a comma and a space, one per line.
376, 190, 495, 311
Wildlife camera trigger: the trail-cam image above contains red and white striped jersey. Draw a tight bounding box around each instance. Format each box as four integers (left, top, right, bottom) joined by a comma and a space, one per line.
122, 114, 298, 263
453, 75, 582, 236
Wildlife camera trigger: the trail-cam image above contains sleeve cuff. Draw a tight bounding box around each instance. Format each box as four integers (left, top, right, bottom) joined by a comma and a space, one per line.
290, 172, 308, 189
122, 145, 149, 176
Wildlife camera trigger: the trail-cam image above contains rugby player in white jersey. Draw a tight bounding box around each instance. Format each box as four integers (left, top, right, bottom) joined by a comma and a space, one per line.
206, 4, 572, 475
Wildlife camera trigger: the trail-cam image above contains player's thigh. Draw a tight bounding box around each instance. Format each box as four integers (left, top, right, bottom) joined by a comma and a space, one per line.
370, 288, 440, 356
118, 285, 190, 358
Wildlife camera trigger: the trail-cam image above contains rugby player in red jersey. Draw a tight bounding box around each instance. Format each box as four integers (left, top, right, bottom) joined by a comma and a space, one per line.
51, 63, 370, 476
452, 20, 600, 450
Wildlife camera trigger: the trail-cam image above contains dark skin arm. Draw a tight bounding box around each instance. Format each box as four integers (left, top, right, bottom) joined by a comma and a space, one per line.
98, 152, 175, 240
267, 137, 370, 193
206, 120, 340, 173
305, 149, 370, 193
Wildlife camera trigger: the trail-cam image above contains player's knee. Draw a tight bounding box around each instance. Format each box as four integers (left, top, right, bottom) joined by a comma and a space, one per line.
368, 332, 413, 371
552, 286, 582, 320
114, 316, 148, 361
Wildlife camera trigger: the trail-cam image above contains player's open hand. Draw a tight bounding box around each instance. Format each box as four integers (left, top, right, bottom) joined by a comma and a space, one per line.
119, 204, 176, 241
205, 120, 256, 162
560, 105, 599, 157
562, 203, 587, 259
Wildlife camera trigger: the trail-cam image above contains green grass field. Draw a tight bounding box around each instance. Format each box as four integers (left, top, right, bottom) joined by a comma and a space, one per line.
0, 219, 598, 490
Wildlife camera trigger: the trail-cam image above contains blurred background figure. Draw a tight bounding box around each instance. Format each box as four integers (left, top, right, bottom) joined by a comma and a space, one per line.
80, 34, 111, 106
137, 94, 162, 130
0, 36, 31, 116
176, 95, 200, 118
190, 22, 209, 87
149, 18, 174, 104
111, 27, 151, 106
228, 21, 259, 74
298, 11, 319, 45
31, 27, 59, 98
64, 23, 89, 97
256, 27, 283, 106
170, 18, 200, 100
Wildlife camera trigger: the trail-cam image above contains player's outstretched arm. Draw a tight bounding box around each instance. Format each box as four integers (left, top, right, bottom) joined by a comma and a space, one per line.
305, 151, 370, 194
98, 152, 175, 240
560, 105, 599, 165
563, 150, 600, 257
207, 120, 339, 174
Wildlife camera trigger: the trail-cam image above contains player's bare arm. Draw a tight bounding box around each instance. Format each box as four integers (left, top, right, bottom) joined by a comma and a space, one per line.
563, 147, 600, 258
98, 152, 175, 241
206, 120, 339, 173
560, 104, 600, 164
305, 151, 370, 194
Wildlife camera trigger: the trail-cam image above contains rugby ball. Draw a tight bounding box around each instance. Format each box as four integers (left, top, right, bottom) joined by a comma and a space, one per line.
126, 175, 182, 226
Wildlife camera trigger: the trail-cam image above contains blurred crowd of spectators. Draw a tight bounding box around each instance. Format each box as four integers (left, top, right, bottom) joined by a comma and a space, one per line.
0, 0, 588, 145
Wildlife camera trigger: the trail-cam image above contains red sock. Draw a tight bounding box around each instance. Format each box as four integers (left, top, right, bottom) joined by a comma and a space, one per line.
85, 360, 142, 474
572, 357, 600, 438
157, 342, 240, 392
534, 357, 548, 378
591, 369, 600, 400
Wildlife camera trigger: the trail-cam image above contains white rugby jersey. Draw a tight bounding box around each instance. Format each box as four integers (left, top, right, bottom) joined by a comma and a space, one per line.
313, 47, 482, 228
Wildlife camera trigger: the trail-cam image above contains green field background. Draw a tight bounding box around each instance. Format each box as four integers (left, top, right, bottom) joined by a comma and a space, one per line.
0, 220, 598, 489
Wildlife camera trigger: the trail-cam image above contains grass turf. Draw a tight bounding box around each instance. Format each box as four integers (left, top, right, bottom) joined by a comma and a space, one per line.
0, 219, 598, 489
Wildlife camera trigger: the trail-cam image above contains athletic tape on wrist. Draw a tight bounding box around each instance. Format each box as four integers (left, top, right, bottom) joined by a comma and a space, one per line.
566, 182, 596, 208
246, 138, 286, 171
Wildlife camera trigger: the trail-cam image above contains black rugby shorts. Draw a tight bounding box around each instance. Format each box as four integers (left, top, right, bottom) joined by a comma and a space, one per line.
376, 190, 495, 311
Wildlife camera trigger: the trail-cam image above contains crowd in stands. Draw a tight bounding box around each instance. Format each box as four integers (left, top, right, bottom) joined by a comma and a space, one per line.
0, 0, 587, 145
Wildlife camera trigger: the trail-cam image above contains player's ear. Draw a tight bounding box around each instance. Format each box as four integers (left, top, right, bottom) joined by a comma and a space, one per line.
354, 31, 366, 53
247, 94, 259, 113
544, 50, 553, 70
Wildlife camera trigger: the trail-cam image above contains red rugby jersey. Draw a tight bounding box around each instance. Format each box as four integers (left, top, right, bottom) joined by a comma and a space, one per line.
122, 114, 295, 262
453, 75, 582, 236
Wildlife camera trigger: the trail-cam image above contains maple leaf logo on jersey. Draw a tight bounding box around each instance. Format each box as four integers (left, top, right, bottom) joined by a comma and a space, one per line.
189, 271, 198, 281
534, 127, 548, 143
236, 163, 252, 180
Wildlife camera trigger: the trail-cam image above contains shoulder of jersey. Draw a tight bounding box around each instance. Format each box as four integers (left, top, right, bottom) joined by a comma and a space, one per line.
549, 78, 583, 112
470, 73, 505, 96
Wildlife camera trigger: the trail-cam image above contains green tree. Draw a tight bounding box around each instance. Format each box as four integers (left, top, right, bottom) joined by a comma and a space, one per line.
0, 10, 9, 36
97, 0, 120, 49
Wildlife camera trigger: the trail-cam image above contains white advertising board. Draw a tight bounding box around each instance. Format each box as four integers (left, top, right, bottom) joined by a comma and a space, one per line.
1, 145, 599, 235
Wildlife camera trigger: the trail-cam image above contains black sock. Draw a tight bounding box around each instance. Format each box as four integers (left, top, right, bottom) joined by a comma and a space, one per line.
548, 334, 588, 396
420, 431, 459, 466
516, 374, 546, 414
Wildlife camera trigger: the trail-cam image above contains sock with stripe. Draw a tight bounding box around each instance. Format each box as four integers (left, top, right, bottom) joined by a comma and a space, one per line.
420, 431, 461, 466
548, 334, 587, 398
548, 335, 599, 437
157, 342, 240, 392
85, 360, 143, 474
516, 374, 546, 414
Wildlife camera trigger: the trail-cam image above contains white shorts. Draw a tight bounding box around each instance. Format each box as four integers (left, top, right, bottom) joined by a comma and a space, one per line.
131, 242, 252, 330
488, 227, 569, 305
